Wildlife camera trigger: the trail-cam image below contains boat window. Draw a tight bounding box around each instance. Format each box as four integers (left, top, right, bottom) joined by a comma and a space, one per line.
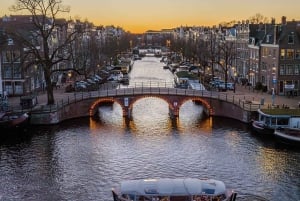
202, 188, 215, 194
265, 117, 271, 126
271, 118, 277, 126
277, 118, 289, 126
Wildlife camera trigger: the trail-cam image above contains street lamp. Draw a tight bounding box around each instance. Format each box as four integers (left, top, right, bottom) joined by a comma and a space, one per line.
67, 71, 72, 83
97, 64, 100, 74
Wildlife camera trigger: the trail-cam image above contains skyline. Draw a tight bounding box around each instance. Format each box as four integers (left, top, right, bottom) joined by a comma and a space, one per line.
0, 0, 300, 33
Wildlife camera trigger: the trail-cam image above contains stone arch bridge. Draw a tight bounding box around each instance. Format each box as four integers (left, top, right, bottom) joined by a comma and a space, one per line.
29, 86, 260, 125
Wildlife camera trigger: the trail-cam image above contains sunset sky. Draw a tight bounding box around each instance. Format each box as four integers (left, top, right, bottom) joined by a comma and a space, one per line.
1, 0, 299, 33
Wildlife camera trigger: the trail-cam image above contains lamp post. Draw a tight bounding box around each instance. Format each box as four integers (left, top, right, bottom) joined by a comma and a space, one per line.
97, 64, 100, 74
34, 64, 38, 94
67, 71, 72, 84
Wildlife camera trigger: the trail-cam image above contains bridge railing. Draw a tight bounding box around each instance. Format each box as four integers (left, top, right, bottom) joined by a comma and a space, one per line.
121, 81, 175, 89
16, 81, 261, 114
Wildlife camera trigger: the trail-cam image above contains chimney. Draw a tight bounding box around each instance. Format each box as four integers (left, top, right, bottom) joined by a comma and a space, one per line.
281, 16, 287, 25
271, 18, 275, 25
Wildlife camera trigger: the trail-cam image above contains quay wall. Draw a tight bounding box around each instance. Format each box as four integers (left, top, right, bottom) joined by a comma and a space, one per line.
208, 98, 253, 123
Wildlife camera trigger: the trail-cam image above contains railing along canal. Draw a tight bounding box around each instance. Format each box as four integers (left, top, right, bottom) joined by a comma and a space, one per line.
11, 81, 261, 113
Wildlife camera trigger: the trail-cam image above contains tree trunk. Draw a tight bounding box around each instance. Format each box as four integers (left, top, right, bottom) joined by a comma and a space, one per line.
44, 66, 55, 105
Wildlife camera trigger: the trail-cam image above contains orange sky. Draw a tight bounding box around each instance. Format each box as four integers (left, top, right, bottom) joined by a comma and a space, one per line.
1, 0, 299, 33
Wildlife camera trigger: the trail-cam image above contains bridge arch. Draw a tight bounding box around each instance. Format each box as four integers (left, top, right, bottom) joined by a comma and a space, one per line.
177, 97, 214, 116
127, 95, 175, 115
89, 97, 125, 116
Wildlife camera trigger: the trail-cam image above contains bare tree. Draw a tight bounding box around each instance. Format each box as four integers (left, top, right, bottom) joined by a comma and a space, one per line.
69, 21, 93, 79
196, 38, 210, 82
249, 13, 269, 24
207, 29, 219, 78
9, 0, 76, 105
216, 39, 236, 91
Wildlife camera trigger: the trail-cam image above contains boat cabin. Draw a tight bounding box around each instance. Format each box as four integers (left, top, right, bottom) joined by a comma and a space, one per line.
257, 109, 300, 129
112, 178, 236, 201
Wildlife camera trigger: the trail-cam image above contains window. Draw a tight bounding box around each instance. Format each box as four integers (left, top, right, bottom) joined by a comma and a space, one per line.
262, 47, 268, 57
295, 64, 300, 75
2, 50, 21, 63
3, 65, 12, 78
15, 81, 24, 94
277, 118, 289, 126
279, 65, 285, 75
13, 64, 22, 79
7, 38, 14, 45
261, 62, 267, 71
296, 49, 300, 59
286, 64, 294, 75
286, 49, 294, 59
288, 34, 294, 44
12, 50, 21, 62
261, 75, 265, 84
4, 82, 13, 95
280, 49, 285, 59
272, 49, 277, 58
5, 51, 11, 62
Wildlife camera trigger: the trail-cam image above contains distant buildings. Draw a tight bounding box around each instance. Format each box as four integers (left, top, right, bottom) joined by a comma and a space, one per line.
169, 16, 300, 96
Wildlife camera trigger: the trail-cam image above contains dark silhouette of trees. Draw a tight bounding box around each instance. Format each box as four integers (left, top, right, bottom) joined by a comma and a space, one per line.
216, 39, 236, 91
249, 13, 269, 24
10, 0, 76, 105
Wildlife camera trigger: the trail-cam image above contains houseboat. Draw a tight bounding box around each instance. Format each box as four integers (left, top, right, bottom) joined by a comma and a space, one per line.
251, 109, 300, 135
112, 178, 237, 201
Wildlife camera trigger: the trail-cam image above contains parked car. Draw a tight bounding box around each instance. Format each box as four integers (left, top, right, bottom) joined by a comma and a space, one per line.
209, 80, 224, 88
75, 81, 87, 91
86, 78, 96, 85
218, 82, 234, 91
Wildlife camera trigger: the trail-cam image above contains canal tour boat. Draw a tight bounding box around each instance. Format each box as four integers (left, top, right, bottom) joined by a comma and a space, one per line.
251, 109, 300, 136
112, 178, 237, 201
274, 127, 300, 145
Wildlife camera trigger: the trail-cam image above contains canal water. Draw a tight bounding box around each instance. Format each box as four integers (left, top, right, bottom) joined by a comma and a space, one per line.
1, 57, 300, 201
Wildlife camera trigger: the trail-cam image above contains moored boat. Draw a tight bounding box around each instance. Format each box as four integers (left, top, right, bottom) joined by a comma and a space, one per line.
0, 111, 30, 130
251, 109, 300, 136
112, 178, 237, 201
251, 120, 275, 135
274, 127, 300, 145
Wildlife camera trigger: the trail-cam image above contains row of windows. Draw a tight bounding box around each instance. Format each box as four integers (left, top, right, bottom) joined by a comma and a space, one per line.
2, 64, 22, 79
280, 49, 300, 60
1, 50, 21, 63
262, 47, 277, 58
279, 64, 300, 75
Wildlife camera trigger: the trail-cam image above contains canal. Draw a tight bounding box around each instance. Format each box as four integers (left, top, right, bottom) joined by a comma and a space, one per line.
0, 57, 300, 201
